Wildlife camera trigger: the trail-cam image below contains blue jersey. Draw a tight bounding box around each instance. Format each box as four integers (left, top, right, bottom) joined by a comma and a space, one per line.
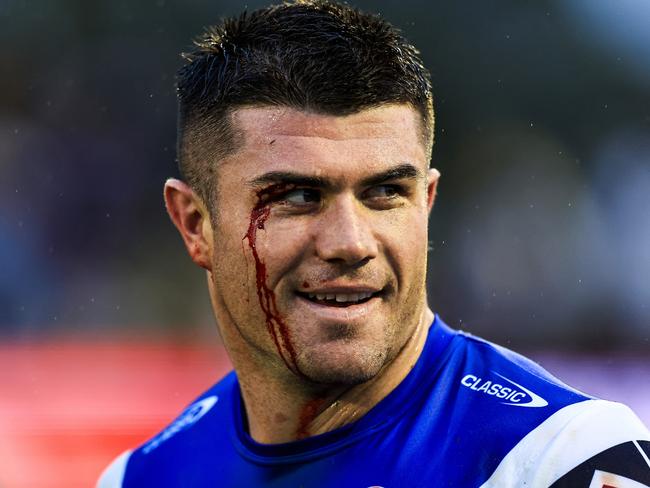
99, 317, 650, 487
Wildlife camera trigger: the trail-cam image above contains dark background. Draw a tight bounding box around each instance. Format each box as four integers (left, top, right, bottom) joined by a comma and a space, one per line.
1, 0, 649, 351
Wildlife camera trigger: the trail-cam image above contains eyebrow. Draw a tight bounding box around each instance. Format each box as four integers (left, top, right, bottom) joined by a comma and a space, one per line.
248, 172, 330, 190
360, 163, 423, 187
248, 163, 423, 190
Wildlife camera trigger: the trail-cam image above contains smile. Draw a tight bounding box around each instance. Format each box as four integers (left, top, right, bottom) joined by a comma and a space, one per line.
296, 289, 382, 308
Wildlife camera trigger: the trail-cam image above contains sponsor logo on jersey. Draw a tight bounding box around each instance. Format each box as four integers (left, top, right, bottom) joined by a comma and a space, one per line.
143, 395, 218, 454
460, 372, 548, 407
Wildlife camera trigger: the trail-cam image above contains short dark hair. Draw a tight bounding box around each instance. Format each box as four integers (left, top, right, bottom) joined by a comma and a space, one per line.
176, 0, 434, 206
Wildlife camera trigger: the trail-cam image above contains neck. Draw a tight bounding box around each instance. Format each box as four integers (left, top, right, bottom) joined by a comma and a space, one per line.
229, 307, 434, 444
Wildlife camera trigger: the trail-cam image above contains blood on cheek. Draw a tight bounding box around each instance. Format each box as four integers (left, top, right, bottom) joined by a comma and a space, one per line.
243, 184, 306, 378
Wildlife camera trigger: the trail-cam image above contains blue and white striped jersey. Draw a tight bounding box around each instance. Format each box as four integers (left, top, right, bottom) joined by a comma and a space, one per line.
98, 316, 650, 487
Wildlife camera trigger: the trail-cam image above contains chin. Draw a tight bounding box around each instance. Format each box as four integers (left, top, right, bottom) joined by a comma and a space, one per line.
296, 342, 389, 386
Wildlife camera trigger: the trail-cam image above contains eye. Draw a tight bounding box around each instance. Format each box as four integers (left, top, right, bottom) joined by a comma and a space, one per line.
281, 188, 321, 205
363, 185, 400, 200
361, 184, 409, 210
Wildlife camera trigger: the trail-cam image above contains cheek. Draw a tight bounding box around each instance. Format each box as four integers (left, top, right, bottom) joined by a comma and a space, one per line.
212, 246, 252, 307
380, 208, 430, 272
210, 216, 257, 302
256, 218, 312, 281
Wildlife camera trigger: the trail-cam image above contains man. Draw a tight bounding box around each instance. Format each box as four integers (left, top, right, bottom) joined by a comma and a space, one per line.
99, 1, 650, 486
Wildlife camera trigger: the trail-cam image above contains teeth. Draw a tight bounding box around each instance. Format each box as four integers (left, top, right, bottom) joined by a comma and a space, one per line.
305, 291, 374, 303
335, 294, 355, 302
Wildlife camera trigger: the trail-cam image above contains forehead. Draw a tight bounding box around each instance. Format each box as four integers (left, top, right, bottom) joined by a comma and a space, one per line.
234, 104, 422, 141
219, 105, 428, 182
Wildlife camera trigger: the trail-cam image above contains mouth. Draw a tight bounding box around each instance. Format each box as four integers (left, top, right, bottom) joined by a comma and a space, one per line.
296, 289, 382, 307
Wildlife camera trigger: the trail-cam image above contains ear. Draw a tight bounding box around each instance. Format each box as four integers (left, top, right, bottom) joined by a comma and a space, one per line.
164, 178, 213, 271
426, 168, 441, 213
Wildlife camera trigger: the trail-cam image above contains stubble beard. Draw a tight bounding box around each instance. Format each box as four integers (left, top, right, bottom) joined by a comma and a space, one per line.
290, 284, 426, 387
295, 331, 392, 386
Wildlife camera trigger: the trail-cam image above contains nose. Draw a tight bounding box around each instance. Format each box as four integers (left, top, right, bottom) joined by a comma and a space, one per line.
314, 194, 378, 265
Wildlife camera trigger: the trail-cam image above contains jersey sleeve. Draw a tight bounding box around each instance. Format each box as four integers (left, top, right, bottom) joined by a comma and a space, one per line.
96, 450, 132, 488
480, 400, 650, 488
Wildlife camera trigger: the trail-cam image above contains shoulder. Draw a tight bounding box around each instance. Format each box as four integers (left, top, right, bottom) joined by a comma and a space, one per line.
432, 326, 650, 486
417, 328, 591, 481
480, 399, 650, 487
448, 329, 591, 410
96, 372, 236, 488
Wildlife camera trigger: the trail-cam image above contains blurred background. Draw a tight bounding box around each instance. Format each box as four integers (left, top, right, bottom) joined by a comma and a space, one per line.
1, 0, 648, 486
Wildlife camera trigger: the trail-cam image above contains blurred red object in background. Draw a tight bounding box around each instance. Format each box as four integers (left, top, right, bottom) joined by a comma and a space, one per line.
1, 339, 648, 487
0, 338, 231, 488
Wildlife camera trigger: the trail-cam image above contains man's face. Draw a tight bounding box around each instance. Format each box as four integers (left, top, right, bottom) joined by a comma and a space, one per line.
207, 104, 438, 385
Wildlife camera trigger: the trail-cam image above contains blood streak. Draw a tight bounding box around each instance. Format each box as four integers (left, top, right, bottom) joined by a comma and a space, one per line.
243, 185, 306, 378
296, 397, 326, 439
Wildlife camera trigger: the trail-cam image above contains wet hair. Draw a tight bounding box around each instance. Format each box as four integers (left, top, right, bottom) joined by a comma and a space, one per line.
176, 0, 434, 206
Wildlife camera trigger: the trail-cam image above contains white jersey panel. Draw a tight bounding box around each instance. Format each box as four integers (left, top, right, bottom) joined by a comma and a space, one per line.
480, 399, 650, 488
96, 450, 132, 488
